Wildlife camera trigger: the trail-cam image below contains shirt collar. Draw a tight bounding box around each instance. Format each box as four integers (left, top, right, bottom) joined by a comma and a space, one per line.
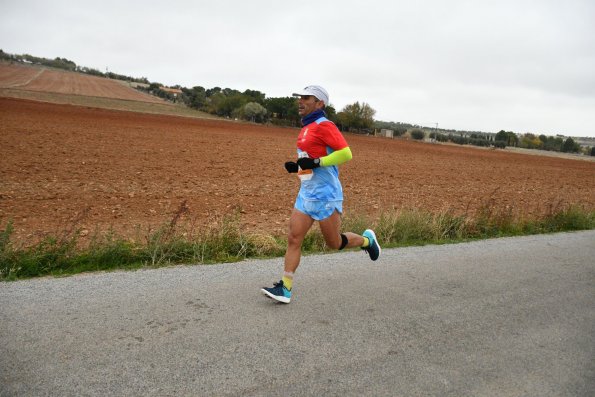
301, 109, 326, 126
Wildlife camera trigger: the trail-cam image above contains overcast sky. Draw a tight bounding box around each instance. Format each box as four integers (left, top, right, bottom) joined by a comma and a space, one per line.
1, 0, 594, 137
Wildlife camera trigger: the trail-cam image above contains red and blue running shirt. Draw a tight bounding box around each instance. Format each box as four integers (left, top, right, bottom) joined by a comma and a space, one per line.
296, 116, 348, 202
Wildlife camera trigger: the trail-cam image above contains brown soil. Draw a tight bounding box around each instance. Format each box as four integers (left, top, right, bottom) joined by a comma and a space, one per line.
0, 62, 165, 103
1, 97, 594, 245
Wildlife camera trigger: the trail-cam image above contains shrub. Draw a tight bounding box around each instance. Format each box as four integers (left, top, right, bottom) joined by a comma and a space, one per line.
450, 135, 469, 145
561, 137, 580, 153
411, 129, 425, 140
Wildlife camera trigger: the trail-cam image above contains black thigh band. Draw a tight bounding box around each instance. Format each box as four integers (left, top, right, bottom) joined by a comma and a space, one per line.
339, 233, 348, 250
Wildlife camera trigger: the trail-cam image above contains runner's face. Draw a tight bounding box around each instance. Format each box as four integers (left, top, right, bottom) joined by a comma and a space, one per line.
298, 95, 323, 117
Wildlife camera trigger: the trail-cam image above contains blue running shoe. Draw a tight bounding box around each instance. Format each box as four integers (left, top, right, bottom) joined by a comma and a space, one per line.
362, 229, 381, 261
261, 280, 291, 303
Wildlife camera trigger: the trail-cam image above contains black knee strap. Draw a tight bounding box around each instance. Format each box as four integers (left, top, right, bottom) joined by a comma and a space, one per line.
339, 233, 348, 250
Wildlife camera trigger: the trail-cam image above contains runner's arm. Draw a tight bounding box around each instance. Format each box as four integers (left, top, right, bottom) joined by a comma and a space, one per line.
320, 147, 352, 167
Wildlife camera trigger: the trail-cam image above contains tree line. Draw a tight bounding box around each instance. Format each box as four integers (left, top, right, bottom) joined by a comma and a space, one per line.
494, 130, 583, 154
147, 84, 376, 132
0, 49, 149, 84
420, 130, 585, 154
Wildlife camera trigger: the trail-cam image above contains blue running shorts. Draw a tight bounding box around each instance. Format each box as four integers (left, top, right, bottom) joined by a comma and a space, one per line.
295, 195, 343, 221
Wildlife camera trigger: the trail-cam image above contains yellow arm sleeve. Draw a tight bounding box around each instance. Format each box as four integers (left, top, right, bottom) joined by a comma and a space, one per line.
320, 147, 353, 167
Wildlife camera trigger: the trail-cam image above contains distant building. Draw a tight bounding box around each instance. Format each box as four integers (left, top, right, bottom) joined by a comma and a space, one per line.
380, 129, 394, 138
129, 82, 150, 89
159, 86, 183, 97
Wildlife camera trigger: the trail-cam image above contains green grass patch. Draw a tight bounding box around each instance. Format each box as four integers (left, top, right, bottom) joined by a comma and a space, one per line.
1, 204, 594, 281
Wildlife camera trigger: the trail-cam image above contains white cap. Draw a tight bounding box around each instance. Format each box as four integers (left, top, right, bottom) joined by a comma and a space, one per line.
292, 85, 329, 105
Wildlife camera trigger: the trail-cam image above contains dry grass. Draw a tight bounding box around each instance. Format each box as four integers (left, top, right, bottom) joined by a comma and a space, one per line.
3, 201, 593, 281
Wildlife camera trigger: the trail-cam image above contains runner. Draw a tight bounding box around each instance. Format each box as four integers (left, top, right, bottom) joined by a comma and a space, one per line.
261, 85, 381, 304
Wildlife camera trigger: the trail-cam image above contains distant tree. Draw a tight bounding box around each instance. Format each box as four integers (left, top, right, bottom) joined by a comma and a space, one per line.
182, 86, 207, 109
264, 97, 296, 118
561, 137, 579, 153
324, 104, 337, 122
538, 134, 548, 144
217, 93, 249, 117
148, 84, 174, 101
470, 133, 488, 140
450, 135, 470, 145
590, 147, 595, 156
520, 133, 543, 149
337, 101, 376, 132
551, 137, 564, 151
206, 87, 222, 97
495, 130, 518, 146
206, 92, 225, 114
80, 67, 104, 77
0, 49, 12, 61
411, 129, 425, 140
432, 133, 449, 142
243, 89, 265, 104
53, 57, 75, 70
334, 111, 349, 131
242, 102, 268, 122
495, 130, 508, 143
507, 132, 518, 147
539, 135, 564, 152
222, 87, 241, 97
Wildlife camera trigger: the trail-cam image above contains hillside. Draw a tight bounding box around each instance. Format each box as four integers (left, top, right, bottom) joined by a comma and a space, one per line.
0, 61, 215, 119
0, 62, 164, 102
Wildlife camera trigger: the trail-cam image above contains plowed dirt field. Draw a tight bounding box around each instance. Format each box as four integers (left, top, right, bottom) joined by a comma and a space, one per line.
0, 62, 165, 103
1, 97, 594, 245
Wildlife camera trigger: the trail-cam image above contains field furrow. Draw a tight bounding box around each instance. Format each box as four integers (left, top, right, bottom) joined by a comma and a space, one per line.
1, 96, 594, 244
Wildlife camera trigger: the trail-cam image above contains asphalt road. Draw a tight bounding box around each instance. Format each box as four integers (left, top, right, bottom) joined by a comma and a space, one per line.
1, 231, 594, 397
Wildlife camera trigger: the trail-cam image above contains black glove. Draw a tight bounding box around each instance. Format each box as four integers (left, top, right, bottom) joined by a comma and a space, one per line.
285, 161, 298, 173
297, 157, 321, 170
